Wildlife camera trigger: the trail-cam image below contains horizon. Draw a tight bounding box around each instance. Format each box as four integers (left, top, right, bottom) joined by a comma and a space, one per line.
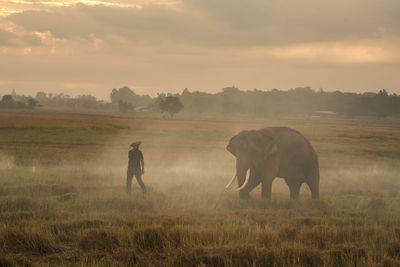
2, 85, 396, 102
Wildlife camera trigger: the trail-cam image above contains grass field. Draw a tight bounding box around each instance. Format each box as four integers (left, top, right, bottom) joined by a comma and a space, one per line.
1, 110, 400, 266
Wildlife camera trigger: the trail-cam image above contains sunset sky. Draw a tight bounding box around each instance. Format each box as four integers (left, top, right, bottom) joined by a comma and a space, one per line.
1, 0, 399, 99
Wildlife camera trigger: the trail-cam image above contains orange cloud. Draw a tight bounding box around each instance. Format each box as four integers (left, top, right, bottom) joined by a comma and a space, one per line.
248, 40, 400, 64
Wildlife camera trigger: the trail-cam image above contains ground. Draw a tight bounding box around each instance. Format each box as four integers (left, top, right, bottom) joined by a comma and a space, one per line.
0, 110, 400, 266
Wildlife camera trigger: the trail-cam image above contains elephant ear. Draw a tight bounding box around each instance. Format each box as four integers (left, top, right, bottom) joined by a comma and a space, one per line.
247, 131, 272, 159
264, 143, 278, 157
259, 129, 278, 158
226, 135, 237, 156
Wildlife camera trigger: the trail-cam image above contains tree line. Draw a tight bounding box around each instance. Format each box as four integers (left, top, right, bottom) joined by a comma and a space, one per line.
1, 86, 400, 118
179, 87, 400, 117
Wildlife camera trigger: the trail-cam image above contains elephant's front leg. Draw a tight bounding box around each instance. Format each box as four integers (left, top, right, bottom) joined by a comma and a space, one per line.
239, 190, 250, 199
261, 176, 276, 199
261, 159, 279, 199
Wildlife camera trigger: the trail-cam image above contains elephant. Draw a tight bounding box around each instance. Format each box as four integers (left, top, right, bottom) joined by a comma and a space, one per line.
225, 127, 319, 200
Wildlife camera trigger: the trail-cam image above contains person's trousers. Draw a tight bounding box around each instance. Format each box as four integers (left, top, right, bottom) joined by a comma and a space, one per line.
126, 170, 147, 194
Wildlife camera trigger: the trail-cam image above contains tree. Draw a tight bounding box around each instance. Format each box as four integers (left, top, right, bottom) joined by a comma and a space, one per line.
222, 86, 240, 94
110, 86, 152, 107
0, 94, 26, 109
378, 89, 388, 97
118, 100, 133, 113
110, 86, 136, 104
159, 96, 184, 118
2, 95, 12, 102
27, 97, 39, 109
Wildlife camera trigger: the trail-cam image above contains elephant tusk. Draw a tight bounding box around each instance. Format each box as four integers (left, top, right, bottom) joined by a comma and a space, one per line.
225, 173, 237, 189
237, 169, 251, 191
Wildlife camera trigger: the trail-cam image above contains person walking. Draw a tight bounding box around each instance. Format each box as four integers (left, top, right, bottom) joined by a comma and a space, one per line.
126, 141, 146, 194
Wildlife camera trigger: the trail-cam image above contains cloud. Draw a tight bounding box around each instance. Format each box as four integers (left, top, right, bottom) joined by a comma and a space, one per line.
0, 29, 16, 45
20, 33, 42, 45
1, 0, 400, 97
5, 0, 400, 47
0, 28, 41, 46
234, 39, 400, 64
7, 3, 199, 44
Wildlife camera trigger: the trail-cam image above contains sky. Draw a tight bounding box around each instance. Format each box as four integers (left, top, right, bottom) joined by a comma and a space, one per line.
0, 0, 400, 100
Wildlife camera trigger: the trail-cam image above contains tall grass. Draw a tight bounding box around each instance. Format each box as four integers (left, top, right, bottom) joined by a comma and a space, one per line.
0, 110, 400, 265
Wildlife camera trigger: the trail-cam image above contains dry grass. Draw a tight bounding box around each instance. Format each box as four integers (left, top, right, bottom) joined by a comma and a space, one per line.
0, 110, 399, 265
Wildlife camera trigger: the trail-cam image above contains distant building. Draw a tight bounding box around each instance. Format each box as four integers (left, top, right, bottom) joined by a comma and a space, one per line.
316, 111, 336, 115
134, 106, 149, 113
312, 111, 337, 117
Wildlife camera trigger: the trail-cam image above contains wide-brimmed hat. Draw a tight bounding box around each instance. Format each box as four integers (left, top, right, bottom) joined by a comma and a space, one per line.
130, 141, 142, 147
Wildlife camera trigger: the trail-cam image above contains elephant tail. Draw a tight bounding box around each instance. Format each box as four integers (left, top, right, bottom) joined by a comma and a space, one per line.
314, 154, 320, 181
310, 154, 320, 199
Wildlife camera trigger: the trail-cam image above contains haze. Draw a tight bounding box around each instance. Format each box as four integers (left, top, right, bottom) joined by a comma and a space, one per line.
1, 0, 400, 99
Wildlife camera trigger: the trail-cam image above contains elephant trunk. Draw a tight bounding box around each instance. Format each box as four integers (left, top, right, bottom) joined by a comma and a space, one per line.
237, 169, 251, 191
233, 158, 254, 192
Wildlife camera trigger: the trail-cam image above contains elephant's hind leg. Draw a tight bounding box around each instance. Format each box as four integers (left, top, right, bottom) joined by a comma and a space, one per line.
285, 179, 302, 200
306, 180, 319, 199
